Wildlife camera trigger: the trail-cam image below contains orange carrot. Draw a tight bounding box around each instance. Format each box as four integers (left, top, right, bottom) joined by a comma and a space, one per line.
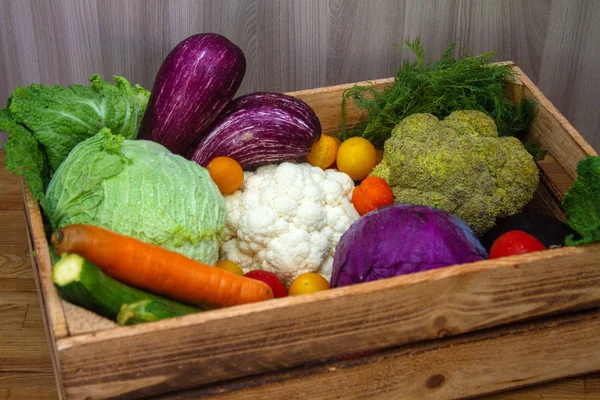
51, 224, 273, 308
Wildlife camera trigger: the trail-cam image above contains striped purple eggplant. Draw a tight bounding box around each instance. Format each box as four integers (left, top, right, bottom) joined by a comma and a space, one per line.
139, 33, 246, 155
188, 92, 322, 169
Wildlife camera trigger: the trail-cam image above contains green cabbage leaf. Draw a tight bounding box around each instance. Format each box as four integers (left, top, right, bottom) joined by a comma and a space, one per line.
2, 74, 149, 205
563, 155, 600, 246
1, 109, 50, 211
45, 128, 226, 265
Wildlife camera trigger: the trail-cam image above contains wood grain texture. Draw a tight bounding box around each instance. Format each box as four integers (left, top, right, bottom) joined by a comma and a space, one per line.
20, 176, 69, 399
0, 153, 25, 210
452, 0, 551, 81
0, 210, 32, 279
538, 0, 600, 153
22, 183, 69, 340
326, 0, 406, 85
0, 209, 56, 400
515, 65, 598, 180
148, 310, 600, 400
287, 77, 394, 135
584, 372, 600, 393
485, 377, 587, 399
0, 0, 599, 150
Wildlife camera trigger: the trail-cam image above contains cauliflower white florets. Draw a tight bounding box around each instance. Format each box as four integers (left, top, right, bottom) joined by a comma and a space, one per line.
221, 162, 359, 285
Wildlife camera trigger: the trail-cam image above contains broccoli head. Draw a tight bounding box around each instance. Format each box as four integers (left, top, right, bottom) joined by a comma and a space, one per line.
370, 110, 539, 235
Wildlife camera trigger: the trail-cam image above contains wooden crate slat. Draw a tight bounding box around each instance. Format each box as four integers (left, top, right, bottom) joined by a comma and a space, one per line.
514, 65, 598, 179
22, 183, 68, 339
154, 309, 600, 400
286, 77, 393, 135
22, 182, 68, 400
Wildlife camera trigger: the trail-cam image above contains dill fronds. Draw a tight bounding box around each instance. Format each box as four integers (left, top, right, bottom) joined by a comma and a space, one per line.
524, 138, 547, 162
340, 38, 537, 149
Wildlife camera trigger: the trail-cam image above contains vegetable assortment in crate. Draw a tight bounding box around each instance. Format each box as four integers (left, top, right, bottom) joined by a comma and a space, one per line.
3, 33, 600, 400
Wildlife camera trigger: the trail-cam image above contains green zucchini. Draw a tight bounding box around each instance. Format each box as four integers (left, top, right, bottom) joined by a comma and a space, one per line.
118, 299, 201, 325
53, 253, 203, 324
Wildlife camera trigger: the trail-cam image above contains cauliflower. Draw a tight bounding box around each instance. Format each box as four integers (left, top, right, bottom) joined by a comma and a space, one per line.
221, 162, 359, 285
371, 110, 539, 235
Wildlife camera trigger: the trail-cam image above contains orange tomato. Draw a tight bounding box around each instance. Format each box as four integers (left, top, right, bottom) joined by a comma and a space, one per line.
352, 176, 394, 216
215, 260, 245, 276
288, 273, 330, 295
336, 137, 377, 181
306, 135, 342, 169
206, 156, 244, 195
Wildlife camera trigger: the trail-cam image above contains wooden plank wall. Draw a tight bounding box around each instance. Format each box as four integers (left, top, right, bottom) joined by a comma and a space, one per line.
0, 0, 599, 151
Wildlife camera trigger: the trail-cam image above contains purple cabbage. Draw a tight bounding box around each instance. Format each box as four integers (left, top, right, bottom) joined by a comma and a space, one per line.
188, 92, 321, 169
139, 33, 246, 155
331, 204, 488, 288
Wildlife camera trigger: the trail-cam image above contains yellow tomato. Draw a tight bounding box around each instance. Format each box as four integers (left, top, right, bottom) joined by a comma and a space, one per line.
306, 135, 342, 169
288, 273, 330, 296
336, 137, 377, 181
206, 156, 244, 195
215, 260, 245, 276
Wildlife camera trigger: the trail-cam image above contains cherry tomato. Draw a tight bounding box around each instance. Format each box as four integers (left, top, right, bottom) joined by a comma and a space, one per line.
352, 176, 394, 216
288, 272, 330, 296
306, 135, 342, 169
245, 270, 287, 298
206, 156, 244, 195
215, 260, 244, 276
336, 137, 377, 181
488, 230, 547, 259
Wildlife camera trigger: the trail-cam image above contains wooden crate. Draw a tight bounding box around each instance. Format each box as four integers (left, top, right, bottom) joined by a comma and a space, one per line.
22, 64, 600, 400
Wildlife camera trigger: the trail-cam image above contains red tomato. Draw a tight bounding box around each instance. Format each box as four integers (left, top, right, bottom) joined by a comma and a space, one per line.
489, 230, 547, 259
244, 270, 287, 298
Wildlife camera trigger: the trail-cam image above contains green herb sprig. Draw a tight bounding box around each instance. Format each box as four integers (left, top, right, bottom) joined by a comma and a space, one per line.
340, 38, 536, 149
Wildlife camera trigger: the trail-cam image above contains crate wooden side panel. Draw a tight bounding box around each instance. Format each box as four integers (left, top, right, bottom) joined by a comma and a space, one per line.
287, 76, 393, 136
52, 243, 600, 399
161, 309, 600, 400
513, 65, 598, 178
21, 182, 68, 400
21, 183, 68, 339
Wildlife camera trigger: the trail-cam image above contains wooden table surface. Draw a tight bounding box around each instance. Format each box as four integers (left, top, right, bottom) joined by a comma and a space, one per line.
1, 150, 599, 400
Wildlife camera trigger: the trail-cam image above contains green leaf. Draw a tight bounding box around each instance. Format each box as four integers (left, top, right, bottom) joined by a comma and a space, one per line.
563, 155, 600, 246
7, 74, 149, 171
1, 109, 50, 209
